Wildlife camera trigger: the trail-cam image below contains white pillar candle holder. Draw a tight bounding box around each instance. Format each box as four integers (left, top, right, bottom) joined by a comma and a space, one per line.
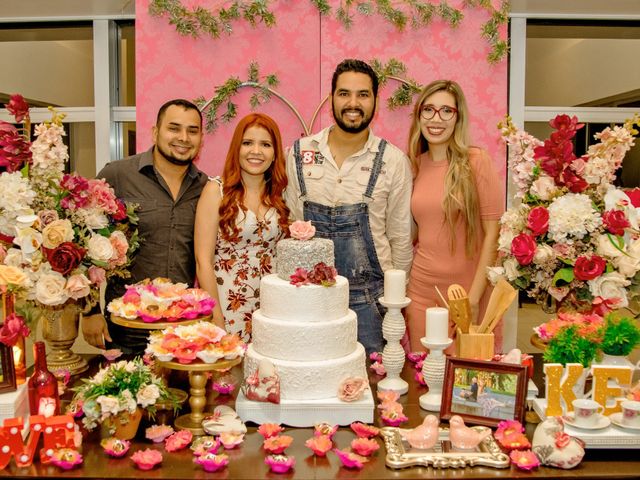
377, 296, 410, 395
419, 337, 453, 411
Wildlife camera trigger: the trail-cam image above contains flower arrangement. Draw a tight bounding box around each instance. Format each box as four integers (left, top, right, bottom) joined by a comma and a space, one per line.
69, 358, 175, 433
107, 277, 215, 322
0, 94, 139, 319
489, 114, 640, 314
146, 320, 245, 364
289, 262, 338, 287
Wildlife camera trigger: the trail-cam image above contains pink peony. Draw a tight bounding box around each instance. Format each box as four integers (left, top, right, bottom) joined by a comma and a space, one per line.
100, 437, 131, 457
350, 422, 379, 438
350, 437, 380, 456
164, 429, 192, 452
305, 435, 332, 456
263, 435, 293, 454
338, 377, 368, 402
265, 454, 295, 473
333, 448, 368, 469
130, 448, 162, 470
193, 452, 229, 472
510, 450, 540, 471
494, 420, 524, 442
289, 220, 315, 240
258, 423, 284, 438
0, 313, 30, 347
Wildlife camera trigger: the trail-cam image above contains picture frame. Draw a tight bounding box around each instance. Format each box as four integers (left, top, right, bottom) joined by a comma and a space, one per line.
440, 357, 527, 428
0, 342, 17, 394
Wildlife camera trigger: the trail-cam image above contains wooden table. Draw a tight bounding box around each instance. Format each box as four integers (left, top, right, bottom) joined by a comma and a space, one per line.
1, 355, 639, 478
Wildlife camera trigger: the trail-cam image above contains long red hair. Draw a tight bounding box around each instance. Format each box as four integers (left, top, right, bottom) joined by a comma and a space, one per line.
218, 113, 290, 241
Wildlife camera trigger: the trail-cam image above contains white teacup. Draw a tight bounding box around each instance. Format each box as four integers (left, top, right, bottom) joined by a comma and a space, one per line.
572, 399, 604, 427
621, 400, 640, 428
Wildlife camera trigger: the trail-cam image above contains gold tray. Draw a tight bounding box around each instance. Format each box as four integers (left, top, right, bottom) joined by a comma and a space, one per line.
381, 426, 510, 469
110, 314, 211, 330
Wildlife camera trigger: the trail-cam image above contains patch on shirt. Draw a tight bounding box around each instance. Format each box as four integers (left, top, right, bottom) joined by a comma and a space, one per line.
301, 150, 325, 165
360, 166, 386, 175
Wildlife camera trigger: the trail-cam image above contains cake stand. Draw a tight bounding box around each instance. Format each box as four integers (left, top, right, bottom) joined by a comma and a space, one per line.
110, 314, 209, 330
157, 357, 242, 435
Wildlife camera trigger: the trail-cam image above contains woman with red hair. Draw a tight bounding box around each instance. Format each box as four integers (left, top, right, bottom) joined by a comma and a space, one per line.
195, 113, 289, 341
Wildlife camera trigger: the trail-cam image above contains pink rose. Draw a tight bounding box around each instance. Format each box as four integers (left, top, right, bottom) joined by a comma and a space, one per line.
88, 266, 106, 285
511, 233, 537, 266
574, 255, 606, 281
5, 94, 29, 122
338, 377, 368, 402
65, 274, 91, 300
527, 206, 549, 236
289, 220, 315, 241
108, 231, 129, 267
0, 313, 30, 347
603, 210, 631, 236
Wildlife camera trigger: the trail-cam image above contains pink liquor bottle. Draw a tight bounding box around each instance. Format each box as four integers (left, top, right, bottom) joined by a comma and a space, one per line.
27, 341, 60, 417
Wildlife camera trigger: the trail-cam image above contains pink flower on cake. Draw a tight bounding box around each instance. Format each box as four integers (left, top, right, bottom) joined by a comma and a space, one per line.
510, 450, 540, 471
338, 377, 368, 402
258, 423, 284, 438
314, 422, 338, 439
130, 449, 162, 470
164, 430, 193, 452
265, 454, 295, 473
350, 422, 379, 438
305, 435, 332, 456
145, 424, 174, 443
50, 448, 83, 470
193, 452, 229, 473
333, 448, 368, 469
350, 437, 380, 456
289, 220, 315, 240
263, 435, 293, 454
100, 437, 131, 457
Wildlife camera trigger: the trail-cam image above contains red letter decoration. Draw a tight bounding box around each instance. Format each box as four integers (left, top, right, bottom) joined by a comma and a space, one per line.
0, 415, 75, 469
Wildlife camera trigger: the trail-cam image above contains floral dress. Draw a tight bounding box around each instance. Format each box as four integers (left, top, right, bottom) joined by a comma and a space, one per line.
213, 181, 283, 342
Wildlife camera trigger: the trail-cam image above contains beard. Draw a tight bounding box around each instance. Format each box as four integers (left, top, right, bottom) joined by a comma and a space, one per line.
155, 144, 195, 166
332, 99, 376, 134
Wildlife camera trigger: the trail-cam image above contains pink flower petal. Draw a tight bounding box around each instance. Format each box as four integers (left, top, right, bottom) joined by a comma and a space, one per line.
258, 423, 284, 438
313, 422, 338, 439
333, 448, 368, 469
50, 448, 83, 470
263, 435, 293, 454
350, 437, 380, 457
145, 424, 174, 443
164, 430, 193, 452
190, 436, 220, 456
219, 432, 244, 449
130, 448, 162, 470
350, 422, 380, 438
510, 450, 540, 471
100, 437, 131, 458
265, 454, 295, 473
193, 453, 229, 472
305, 435, 332, 456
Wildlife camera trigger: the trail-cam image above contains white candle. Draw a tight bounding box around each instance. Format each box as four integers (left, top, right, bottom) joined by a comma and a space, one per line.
384, 269, 406, 302
425, 307, 449, 343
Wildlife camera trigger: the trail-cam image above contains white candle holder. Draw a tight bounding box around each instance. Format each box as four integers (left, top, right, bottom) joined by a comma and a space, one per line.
377, 296, 410, 395
419, 336, 453, 411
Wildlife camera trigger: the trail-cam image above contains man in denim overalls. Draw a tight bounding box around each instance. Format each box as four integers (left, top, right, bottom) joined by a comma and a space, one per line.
285, 59, 413, 354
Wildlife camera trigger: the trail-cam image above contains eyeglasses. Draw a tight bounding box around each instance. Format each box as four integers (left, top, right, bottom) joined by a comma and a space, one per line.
420, 104, 458, 121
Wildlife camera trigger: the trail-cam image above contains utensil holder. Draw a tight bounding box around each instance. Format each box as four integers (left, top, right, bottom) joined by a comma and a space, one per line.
455, 326, 494, 360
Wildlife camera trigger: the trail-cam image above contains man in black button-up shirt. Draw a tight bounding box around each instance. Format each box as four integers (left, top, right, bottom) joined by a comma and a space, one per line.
82, 99, 208, 353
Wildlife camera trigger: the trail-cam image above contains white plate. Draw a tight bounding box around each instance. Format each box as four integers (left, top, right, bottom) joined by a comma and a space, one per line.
563, 412, 611, 430
610, 412, 640, 431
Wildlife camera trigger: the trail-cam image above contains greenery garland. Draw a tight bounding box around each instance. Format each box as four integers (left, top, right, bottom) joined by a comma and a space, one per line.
149, 0, 510, 64
196, 58, 422, 133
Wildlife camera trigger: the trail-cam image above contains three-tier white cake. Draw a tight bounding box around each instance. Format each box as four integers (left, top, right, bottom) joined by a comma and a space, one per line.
236, 229, 374, 426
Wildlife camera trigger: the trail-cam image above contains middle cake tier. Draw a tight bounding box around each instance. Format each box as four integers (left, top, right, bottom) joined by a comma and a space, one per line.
244, 343, 367, 400
252, 309, 358, 361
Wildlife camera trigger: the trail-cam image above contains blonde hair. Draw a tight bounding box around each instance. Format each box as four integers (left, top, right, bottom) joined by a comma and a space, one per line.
407, 80, 479, 256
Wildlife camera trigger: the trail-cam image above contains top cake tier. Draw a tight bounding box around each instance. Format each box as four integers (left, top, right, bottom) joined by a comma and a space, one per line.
275, 237, 334, 281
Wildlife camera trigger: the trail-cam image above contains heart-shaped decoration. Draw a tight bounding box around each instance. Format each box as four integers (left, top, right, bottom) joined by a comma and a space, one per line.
532, 416, 585, 469
202, 406, 247, 435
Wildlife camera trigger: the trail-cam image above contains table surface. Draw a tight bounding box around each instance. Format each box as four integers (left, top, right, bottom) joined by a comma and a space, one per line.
1, 354, 639, 479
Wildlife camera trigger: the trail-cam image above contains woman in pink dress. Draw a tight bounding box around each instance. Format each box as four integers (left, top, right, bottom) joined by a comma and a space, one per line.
405, 80, 504, 352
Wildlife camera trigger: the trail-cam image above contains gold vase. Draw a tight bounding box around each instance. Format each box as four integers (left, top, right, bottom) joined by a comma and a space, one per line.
41, 303, 88, 376
100, 407, 143, 440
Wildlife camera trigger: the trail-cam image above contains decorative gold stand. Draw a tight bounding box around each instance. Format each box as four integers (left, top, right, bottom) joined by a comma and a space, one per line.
530, 333, 547, 351
157, 357, 242, 435
110, 314, 209, 330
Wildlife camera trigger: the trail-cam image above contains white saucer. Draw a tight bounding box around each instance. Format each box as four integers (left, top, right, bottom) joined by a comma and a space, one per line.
563, 412, 611, 430
610, 412, 640, 431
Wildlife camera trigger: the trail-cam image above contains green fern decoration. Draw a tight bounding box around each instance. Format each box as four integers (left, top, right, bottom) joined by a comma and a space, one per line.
601, 315, 640, 356
371, 58, 423, 109
543, 325, 599, 368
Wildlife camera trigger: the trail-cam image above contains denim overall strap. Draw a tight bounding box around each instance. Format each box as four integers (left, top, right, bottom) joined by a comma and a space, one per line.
297, 138, 389, 354
293, 139, 307, 198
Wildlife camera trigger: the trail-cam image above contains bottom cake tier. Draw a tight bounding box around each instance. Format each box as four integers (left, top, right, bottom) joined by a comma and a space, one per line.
243, 343, 367, 400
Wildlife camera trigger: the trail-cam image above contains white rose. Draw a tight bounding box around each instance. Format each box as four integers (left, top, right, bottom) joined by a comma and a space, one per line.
41, 219, 74, 249
96, 395, 120, 417
486, 266, 505, 285
120, 389, 137, 413
87, 234, 114, 262
596, 233, 624, 259
13, 227, 42, 256
614, 239, 640, 277
588, 272, 630, 308
3, 248, 23, 267
530, 175, 559, 201
498, 229, 515, 252
503, 258, 520, 281
136, 384, 160, 408
83, 211, 109, 230
533, 244, 555, 265
35, 272, 69, 306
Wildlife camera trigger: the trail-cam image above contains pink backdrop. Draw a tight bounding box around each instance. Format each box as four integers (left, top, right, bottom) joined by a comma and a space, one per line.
136, 0, 508, 177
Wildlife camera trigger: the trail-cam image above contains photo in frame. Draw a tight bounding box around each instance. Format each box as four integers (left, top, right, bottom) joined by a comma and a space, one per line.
440, 357, 527, 428
0, 342, 17, 394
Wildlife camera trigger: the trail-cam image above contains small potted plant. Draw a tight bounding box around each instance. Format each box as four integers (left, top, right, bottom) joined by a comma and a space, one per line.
69, 358, 175, 439
598, 314, 640, 365
543, 324, 600, 368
